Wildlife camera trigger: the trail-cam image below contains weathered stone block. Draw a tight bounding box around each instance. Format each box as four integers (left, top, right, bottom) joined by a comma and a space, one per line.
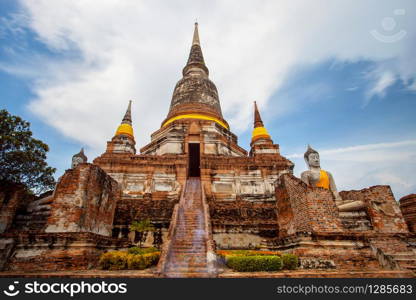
340, 186, 408, 233
399, 194, 416, 233
4, 232, 128, 271
45, 163, 120, 236
0, 183, 28, 234
276, 174, 343, 238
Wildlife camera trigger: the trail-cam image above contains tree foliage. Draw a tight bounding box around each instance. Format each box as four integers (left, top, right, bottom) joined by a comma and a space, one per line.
129, 219, 155, 247
0, 109, 56, 194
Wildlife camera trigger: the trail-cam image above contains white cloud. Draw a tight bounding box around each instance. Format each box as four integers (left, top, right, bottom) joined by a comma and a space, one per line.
287, 140, 416, 159
0, 0, 410, 154
408, 80, 416, 91
364, 70, 395, 104
288, 140, 416, 199
346, 86, 358, 91
1, 1, 415, 202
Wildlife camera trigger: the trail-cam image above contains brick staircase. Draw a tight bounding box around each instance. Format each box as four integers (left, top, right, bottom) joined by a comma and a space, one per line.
370, 237, 416, 275
339, 211, 373, 231
162, 177, 215, 278
13, 195, 53, 232
0, 238, 15, 271
386, 251, 416, 273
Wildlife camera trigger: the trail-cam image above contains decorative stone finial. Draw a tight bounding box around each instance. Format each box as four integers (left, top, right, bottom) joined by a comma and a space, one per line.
254, 101, 264, 128
122, 100, 132, 125
192, 22, 200, 46
183, 22, 208, 76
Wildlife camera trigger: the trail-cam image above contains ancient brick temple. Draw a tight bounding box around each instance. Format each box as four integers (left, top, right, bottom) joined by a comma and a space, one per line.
0, 23, 415, 277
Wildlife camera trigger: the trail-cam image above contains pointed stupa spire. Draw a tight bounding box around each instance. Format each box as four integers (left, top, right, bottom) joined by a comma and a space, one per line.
122, 100, 132, 125
192, 22, 200, 45
162, 23, 229, 130
183, 22, 208, 76
254, 101, 264, 128
115, 100, 134, 139
251, 101, 271, 144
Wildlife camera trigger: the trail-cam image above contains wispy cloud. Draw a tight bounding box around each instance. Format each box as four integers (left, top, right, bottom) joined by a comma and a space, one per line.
287, 139, 416, 158
346, 86, 358, 91
0, 0, 412, 153
365, 71, 396, 104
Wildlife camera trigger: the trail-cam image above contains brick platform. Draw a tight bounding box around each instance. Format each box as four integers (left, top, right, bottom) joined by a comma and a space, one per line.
0, 269, 413, 278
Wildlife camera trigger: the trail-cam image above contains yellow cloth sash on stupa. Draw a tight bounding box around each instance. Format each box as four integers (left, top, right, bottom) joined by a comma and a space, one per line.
163, 113, 229, 129
251, 126, 271, 141
315, 170, 330, 189
115, 123, 134, 138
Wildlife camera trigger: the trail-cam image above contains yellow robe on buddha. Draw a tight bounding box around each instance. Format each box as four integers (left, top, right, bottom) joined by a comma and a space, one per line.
315, 170, 330, 189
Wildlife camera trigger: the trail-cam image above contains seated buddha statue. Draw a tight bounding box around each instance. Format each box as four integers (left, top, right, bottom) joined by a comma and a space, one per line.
71, 148, 88, 169
300, 145, 365, 212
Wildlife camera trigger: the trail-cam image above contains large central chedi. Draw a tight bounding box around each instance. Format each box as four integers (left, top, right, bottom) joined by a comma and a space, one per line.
0, 24, 415, 278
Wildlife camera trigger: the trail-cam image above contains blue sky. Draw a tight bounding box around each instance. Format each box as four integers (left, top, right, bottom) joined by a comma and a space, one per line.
0, 0, 415, 198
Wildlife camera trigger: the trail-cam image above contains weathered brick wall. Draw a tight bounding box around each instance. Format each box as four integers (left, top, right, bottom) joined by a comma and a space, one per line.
209, 200, 279, 248
369, 236, 409, 254
340, 186, 408, 233
111, 198, 175, 247
4, 232, 128, 271
209, 201, 277, 225
200, 155, 292, 248
276, 174, 343, 238
94, 153, 187, 199
45, 163, 120, 236
113, 198, 176, 226
399, 194, 416, 233
208, 200, 278, 236
0, 183, 29, 234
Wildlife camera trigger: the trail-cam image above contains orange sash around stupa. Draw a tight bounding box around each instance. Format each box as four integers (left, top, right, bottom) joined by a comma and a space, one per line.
315, 170, 330, 189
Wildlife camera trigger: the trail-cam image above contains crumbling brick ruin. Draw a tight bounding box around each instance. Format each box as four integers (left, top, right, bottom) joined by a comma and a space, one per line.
400, 194, 416, 233
1, 23, 415, 277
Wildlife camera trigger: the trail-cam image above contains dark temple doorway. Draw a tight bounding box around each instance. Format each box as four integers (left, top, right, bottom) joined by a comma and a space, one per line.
188, 143, 200, 177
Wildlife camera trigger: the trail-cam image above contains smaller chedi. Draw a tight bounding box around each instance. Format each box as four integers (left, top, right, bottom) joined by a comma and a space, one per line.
300, 145, 365, 212
109, 100, 136, 154
71, 148, 88, 169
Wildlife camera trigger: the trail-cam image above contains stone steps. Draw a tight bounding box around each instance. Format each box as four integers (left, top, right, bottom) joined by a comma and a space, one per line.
339, 210, 372, 231
394, 257, 416, 262
399, 264, 416, 270
162, 177, 212, 277
165, 268, 208, 274
166, 262, 207, 268
386, 251, 416, 272
340, 219, 372, 231
164, 272, 213, 278
170, 249, 206, 253
171, 242, 205, 246
0, 239, 15, 271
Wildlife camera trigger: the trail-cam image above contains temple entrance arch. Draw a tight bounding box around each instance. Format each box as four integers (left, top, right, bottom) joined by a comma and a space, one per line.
188, 143, 200, 177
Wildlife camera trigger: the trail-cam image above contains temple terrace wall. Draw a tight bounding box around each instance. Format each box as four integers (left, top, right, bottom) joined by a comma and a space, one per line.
399, 194, 416, 233
45, 163, 120, 236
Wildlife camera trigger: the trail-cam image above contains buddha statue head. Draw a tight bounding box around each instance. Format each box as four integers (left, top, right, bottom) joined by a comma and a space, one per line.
71, 148, 88, 169
304, 145, 320, 168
